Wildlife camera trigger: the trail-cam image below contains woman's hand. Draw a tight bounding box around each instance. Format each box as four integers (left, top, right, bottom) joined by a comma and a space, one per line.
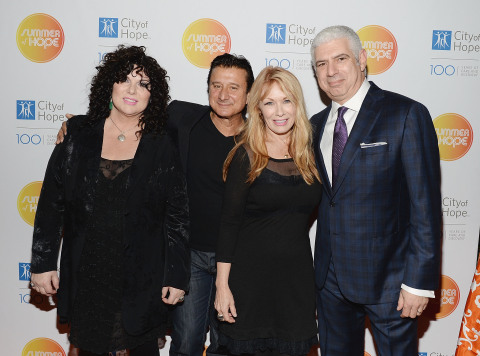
30, 271, 59, 296
162, 286, 185, 305
214, 284, 237, 323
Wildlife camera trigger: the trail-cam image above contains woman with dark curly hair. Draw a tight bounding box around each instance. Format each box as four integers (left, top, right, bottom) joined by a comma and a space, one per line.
29, 45, 190, 356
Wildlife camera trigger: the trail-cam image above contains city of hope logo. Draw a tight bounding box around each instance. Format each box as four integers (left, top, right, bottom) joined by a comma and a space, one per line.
432, 30, 452, 50
16, 13, 64, 63
357, 25, 398, 75
22, 337, 66, 356
17, 100, 36, 120
19, 263, 31, 281
432, 275, 460, 319
182, 18, 231, 69
17, 181, 42, 226
266, 24, 286, 44
99, 17, 118, 38
433, 113, 473, 161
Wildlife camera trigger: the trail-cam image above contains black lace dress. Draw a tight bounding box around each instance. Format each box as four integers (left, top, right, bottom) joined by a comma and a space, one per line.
216, 146, 321, 356
69, 158, 162, 354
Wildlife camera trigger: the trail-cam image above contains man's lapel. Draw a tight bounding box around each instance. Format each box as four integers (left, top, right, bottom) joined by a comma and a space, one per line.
313, 108, 333, 197
332, 82, 384, 195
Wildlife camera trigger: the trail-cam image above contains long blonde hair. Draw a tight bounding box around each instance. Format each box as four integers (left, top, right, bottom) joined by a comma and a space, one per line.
223, 66, 320, 184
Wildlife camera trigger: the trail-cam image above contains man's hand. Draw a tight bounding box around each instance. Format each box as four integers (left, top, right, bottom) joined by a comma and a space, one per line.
161, 286, 185, 305
56, 113, 74, 144
397, 289, 429, 318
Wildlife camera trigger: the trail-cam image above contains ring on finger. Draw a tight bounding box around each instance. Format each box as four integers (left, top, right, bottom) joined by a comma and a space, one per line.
30, 282, 35, 287
217, 314, 224, 321
178, 296, 185, 302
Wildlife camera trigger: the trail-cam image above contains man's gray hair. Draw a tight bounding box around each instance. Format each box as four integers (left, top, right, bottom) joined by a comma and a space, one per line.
311, 25, 363, 65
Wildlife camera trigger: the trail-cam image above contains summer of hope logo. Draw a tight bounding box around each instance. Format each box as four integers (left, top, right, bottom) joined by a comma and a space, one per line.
182, 18, 231, 68
16, 13, 64, 63
357, 25, 397, 75
434, 113, 473, 161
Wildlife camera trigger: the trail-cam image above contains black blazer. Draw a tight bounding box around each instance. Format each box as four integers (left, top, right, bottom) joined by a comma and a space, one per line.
167, 100, 211, 173
31, 116, 190, 335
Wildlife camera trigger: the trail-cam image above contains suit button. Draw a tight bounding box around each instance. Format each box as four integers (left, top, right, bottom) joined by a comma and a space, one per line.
330, 201, 335, 207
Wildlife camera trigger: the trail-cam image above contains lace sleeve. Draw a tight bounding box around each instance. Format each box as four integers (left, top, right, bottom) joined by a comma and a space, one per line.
163, 137, 190, 291
31, 140, 68, 273
216, 146, 251, 263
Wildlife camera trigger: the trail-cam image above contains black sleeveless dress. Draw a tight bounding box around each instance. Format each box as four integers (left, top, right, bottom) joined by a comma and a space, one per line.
69, 158, 161, 354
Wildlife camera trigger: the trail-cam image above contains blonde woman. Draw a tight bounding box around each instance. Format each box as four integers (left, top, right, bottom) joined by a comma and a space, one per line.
214, 67, 321, 356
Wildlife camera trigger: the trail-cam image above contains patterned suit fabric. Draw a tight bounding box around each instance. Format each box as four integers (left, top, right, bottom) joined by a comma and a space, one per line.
311, 81, 442, 304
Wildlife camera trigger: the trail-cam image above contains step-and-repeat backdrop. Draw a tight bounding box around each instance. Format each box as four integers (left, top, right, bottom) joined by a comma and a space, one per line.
2, 1, 479, 355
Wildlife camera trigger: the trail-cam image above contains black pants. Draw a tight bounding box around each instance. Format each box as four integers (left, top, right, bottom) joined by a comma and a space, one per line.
254, 351, 291, 356
78, 339, 159, 356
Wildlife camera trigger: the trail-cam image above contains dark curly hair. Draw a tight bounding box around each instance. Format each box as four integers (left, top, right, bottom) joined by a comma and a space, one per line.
86, 45, 170, 136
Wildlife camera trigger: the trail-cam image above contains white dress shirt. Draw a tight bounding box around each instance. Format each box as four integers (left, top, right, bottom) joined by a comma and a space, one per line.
320, 80, 370, 184
319, 79, 434, 299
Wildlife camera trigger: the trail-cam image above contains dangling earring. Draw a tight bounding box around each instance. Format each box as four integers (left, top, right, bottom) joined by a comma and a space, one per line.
109, 98, 113, 110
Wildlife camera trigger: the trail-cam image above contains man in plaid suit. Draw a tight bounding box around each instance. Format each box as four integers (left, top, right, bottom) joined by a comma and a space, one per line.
310, 25, 442, 355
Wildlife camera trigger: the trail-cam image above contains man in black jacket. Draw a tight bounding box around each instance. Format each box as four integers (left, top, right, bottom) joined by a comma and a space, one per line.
166, 53, 254, 356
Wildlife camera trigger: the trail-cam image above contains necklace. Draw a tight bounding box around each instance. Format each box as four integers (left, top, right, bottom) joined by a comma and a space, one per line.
109, 117, 139, 142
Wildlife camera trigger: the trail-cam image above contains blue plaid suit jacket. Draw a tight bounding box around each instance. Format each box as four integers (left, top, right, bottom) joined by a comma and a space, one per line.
311, 82, 442, 304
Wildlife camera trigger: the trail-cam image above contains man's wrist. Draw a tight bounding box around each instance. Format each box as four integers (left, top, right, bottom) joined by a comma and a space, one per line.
401, 283, 435, 298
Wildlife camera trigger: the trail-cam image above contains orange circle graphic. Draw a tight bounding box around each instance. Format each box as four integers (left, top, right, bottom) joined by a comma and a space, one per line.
357, 25, 397, 75
182, 18, 231, 69
433, 113, 473, 161
16, 13, 65, 63
22, 337, 66, 356
433, 275, 460, 319
17, 181, 43, 226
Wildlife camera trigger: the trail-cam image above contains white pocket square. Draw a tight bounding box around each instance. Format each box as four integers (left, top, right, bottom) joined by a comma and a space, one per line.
360, 142, 388, 148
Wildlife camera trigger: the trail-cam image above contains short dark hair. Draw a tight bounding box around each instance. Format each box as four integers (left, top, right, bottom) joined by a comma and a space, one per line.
86, 45, 170, 136
207, 53, 254, 93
